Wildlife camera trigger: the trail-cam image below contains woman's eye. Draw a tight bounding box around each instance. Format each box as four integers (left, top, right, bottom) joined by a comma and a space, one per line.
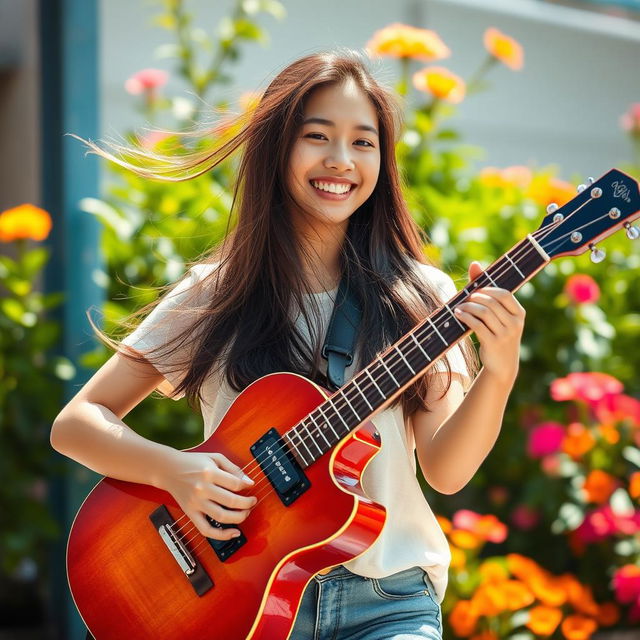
355, 139, 374, 147
305, 133, 326, 140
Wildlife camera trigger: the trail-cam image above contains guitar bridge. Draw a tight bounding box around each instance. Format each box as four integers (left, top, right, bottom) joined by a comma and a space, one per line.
149, 505, 213, 596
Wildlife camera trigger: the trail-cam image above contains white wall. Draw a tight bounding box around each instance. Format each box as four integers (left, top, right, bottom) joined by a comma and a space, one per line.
100, 0, 640, 180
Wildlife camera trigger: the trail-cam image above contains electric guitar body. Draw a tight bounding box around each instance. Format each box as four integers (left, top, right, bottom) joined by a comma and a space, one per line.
67, 373, 386, 640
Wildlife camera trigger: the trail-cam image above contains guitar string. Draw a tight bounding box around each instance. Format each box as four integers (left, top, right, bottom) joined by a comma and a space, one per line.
172, 199, 619, 548
170, 200, 610, 547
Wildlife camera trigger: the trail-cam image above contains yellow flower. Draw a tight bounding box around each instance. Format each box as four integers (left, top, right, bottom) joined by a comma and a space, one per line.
413, 67, 466, 103
0, 203, 52, 242
484, 27, 524, 70
366, 23, 450, 61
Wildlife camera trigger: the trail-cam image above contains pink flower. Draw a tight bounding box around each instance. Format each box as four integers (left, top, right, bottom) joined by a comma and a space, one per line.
612, 565, 640, 604
452, 509, 508, 543
573, 505, 640, 543
527, 421, 565, 458
550, 372, 624, 407
125, 68, 169, 95
511, 504, 540, 530
565, 273, 600, 304
620, 103, 640, 136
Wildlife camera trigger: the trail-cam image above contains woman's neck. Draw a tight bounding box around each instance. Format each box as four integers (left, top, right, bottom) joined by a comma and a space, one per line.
296, 222, 347, 293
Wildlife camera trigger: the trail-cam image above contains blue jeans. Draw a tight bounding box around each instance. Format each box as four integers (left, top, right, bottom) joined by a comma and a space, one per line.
289, 565, 443, 640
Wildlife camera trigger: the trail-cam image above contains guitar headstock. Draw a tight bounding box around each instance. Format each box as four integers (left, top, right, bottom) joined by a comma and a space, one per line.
535, 169, 640, 262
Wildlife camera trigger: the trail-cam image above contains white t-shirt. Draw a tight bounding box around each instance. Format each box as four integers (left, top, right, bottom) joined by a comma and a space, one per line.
121, 261, 472, 603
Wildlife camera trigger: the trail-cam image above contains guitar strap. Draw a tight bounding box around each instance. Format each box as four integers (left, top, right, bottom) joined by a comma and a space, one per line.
321, 273, 362, 391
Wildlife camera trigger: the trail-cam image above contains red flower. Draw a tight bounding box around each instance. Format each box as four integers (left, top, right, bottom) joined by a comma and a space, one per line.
565, 274, 600, 304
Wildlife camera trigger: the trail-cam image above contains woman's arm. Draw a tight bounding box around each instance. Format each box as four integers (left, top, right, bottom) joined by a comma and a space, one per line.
411, 367, 515, 494
50, 352, 256, 540
411, 260, 526, 494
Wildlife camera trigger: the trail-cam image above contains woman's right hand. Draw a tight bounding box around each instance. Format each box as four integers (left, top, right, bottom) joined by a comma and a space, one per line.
159, 449, 258, 541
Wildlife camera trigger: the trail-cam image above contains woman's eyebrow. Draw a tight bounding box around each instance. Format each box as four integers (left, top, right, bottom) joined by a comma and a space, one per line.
302, 117, 379, 136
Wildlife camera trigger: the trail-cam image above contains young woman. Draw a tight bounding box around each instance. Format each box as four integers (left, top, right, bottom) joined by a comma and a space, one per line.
51, 49, 526, 639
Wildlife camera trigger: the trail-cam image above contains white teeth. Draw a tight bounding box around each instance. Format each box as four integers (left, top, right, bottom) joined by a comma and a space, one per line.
311, 180, 352, 194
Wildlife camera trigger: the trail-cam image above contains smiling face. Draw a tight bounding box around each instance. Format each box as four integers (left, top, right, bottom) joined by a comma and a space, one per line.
285, 78, 381, 239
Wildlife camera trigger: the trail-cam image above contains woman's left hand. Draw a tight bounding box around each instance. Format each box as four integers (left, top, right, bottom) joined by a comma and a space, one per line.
454, 260, 526, 385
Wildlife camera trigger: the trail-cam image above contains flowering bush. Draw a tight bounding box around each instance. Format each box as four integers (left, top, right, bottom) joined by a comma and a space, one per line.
438, 510, 620, 638
0, 204, 73, 573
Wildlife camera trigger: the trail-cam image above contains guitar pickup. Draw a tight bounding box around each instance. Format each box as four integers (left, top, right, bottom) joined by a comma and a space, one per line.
250, 428, 310, 506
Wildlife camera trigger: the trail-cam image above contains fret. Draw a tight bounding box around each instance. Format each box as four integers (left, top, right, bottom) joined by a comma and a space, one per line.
283, 432, 307, 466
506, 253, 525, 279
352, 376, 373, 411
341, 389, 361, 422
379, 357, 400, 388
326, 397, 350, 433
410, 332, 431, 361
427, 317, 448, 347
484, 269, 499, 286
314, 406, 340, 440
300, 421, 324, 457
291, 427, 314, 463
444, 303, 466, 331
365, 368, 386, 400
308, 413, 332, 448
395, 345, 415, 375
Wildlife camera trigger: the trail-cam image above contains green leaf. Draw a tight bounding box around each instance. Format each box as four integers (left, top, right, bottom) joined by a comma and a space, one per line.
22, 247, 49, 279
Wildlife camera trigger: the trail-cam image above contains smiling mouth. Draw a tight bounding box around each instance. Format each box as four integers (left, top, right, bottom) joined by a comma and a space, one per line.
309, 180, 356, 195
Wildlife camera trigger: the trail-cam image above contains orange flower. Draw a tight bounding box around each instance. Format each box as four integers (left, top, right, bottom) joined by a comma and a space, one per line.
413, 66, 465, 103
528, 572, 567, 607
582, 469, 618, 504
479, 165, 533, 190
484, 27, 524, 70
595, 602, 620, 626
436, 514, 453, 534
449, 600, 479, 637
366, 23, 450, 61
0, 203, 52, 242
506, 553, 544, 581
471, 583, 507, 616
560, 614, 598, 640
479, 560, 509, 584
629, 471, 640, 500
526, 605, 563, 636
500, 579, 535, 610
526, 175, 576, 209
558, 577, 599, 617
450, 529, 483, 550
561, 423, 596, 460
598, 423, 620, 445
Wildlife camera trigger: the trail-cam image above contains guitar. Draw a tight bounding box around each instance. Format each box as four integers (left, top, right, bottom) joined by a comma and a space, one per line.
67, 168, 640, 639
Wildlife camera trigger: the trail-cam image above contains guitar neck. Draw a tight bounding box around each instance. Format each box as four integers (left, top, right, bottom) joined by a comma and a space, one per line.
285, 235, 550, 468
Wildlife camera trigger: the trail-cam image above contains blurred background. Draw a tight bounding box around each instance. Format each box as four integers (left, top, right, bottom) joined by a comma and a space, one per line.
1, 0, 639, 638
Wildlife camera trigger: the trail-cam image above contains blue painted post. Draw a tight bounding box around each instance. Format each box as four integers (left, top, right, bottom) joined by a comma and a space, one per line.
40, 0, 101, 638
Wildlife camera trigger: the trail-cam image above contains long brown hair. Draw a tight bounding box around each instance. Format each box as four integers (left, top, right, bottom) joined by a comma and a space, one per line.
84, 49, 479, 417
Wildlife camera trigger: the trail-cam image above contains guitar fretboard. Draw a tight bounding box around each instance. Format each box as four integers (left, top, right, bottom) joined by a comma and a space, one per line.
283, 235, 549, 468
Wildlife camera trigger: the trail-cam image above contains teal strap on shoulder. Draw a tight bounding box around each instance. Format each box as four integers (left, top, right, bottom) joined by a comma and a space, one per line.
321, 276, 362, 391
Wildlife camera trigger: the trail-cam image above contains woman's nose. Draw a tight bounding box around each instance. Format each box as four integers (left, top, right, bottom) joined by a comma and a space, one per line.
324, 142, 354, 171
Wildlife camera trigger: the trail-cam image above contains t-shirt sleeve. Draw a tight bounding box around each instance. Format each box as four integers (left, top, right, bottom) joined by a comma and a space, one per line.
120, 264, 213, 400
415, 263, 472, 385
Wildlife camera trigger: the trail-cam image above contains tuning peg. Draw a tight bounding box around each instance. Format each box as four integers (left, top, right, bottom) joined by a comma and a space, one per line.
577, 184, 586, 193
589, 243, 606, 263
624, 222, 640, 240
586, 176, 595, 185
547, 202, 559, 214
